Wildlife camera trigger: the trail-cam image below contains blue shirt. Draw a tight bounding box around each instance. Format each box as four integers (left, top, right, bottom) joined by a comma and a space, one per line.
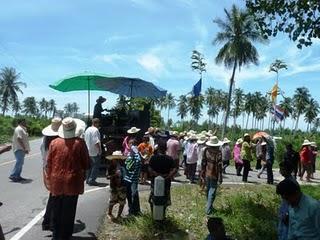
124, 152, 141, 183
288, 194, 320, 240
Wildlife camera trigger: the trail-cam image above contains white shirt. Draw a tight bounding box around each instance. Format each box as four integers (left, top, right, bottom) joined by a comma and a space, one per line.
12, 125, 30, 153
84, 126, 101, 157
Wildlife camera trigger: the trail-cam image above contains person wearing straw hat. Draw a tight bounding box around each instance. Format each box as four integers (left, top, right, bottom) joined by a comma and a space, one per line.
40, 117, 62, 231
233, 138, 243, 176
9, 118, 30, 182
221, 138, 231, 174
241, 133, 253, 183
197, 135, 207, 191
106, 151, 127, 220
93, 96, 107, 119
201, 136, 223, 215
84, 118, 102, 186
299, 140, 313, 182
46, 117, 89, 240
124, 138, 142, 216
310, 142, 317, 178
122, 127, 141, 156
166, 131, 181, 174
186, 134, 198, 183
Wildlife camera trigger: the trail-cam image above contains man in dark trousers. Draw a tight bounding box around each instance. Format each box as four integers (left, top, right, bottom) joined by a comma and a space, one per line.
284, 143, 300, 179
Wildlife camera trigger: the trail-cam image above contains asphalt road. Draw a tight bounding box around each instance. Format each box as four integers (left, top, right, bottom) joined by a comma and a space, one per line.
0, 139, 109, 240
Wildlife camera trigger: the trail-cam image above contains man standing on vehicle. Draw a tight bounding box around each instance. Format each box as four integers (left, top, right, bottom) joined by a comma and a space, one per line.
84, 118, 102, 186
9, 118, 30, 182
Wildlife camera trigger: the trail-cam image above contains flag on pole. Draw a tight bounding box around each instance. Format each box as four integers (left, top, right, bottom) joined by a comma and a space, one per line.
271, 83, 278, 103
270, 104, 284, 122
192, 78, 202, 97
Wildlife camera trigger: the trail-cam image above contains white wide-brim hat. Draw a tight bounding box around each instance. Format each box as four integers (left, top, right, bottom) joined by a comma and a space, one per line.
310, 142, 317, 147
42, 117, 62, 136
236, 138, 243, 145
127, 126, 140, 134
58, 117, 86, 139
197, 135, 207, 144
189, 134, 198, 140
302, 139, 312, 146
106, 151, 127, 160
206, 136, 222, 147
222, 137, 231, 144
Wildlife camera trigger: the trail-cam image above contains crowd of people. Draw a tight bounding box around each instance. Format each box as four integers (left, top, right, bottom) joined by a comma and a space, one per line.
1, 115, 319, 240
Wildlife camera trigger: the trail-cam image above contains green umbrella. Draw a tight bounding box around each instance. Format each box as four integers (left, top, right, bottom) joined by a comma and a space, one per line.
49, 73, 111, 119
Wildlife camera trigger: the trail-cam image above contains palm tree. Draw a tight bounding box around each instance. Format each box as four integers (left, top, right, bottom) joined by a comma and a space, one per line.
188, 95, 204, 125
280, 97, 293, 128
177, 95, 188, 122
231, 88, 244, 127
39, 98, 50, 118
244, 93, 255, 129
71, 102, 79, 114
0, 67, 26, 115
64, 103, 74, 116
163, 93, 176, 126
293, 87, 310, 130
23, 97, 38, 117
313, 117, 320, 132
48, 99, 56, 118
213, 4, 265, 137
205, 87, 219, 125
269, 59, 288, 82
12, 100, 21, 116
191, 50, 206, 80
304, 98, 319, 132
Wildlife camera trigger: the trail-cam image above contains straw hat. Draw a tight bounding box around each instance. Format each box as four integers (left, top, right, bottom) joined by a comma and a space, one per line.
236, 138, 243, 145
222, 137, 231, 144
206, 136, 222, 147
244, 133, 250, 138
302, 139, 312, 146
42, 117, 62, 136
106, 151, 127, 160
197, 135, 207, 144
170, 131, 179, 137
96, 96, 106, 103
58, 117, 86, 139
310, 142, 317, 147
127, 126, 141, 134
189, 134, 198, 140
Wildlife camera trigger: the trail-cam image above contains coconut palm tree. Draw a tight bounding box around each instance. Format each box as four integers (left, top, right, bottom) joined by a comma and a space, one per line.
269, 59, 287, 83
48, 99, 56, 118
313, 117, 320, 132
244, 93, 255, 129
280, 97, 293, 128
293, 87, 310, 130
23, 97, 38, 117
205, 87, 219, 125
163, 93, 176, 126
231, 88, 244, 127
0, 67, 26, 115
39, 98, 50, 118
12, 100, 21, 116
191, 50, 206, 80
177, 95, 188, 121
213, 4, 265, 137
188, 95, 204, 125
71, 102, 79, 114
304, 98, 319, 132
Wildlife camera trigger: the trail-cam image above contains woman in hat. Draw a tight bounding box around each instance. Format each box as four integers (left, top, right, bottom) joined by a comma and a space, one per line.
233, 138, 243, 176
40, 117, 62, 231
93, 96, 107, 119
46, 117, 89, 240
106, 151, 127, 220
299, 140, 313, 182
221, 138, 231, 174
186, 135, 198, 183
122, 127, 141, 156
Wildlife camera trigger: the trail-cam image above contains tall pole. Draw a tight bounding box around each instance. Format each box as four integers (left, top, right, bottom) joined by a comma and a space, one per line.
88, 77, 91, 124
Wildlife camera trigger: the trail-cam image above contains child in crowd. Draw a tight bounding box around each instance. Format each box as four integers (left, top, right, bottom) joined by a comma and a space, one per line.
206, 217, 232, 240
138, 135, 153, 184
106, 151, 127, 220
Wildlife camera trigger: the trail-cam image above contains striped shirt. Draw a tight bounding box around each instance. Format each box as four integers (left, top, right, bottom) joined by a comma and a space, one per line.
124, 152, 141, 183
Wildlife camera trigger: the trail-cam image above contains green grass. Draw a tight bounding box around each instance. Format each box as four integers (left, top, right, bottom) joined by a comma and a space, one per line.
98, 185, 320, 240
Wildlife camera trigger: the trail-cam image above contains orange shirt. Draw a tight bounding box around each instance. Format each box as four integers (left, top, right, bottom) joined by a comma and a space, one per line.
138, 142, 153, 157
47, 137, 90, 196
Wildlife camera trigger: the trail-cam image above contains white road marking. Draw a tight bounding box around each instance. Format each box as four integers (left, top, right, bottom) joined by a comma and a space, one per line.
8, 186, 109, 240
0, 152, 41, 167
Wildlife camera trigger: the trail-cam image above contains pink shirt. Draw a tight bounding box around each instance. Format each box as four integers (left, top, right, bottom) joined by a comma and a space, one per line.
186, 142, 198, 164
167, 138, 180, 160
233, 144, 243, 164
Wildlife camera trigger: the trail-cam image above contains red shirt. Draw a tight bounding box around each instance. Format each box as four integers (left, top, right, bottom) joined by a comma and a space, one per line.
300, 146, 312, 165
47, 137, 90, 196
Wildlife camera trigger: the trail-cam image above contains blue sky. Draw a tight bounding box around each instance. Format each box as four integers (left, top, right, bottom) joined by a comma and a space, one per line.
0, 0, 319, 129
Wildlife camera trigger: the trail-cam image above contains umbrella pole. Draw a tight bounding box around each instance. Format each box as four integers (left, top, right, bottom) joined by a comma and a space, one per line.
88, 78, 90, 124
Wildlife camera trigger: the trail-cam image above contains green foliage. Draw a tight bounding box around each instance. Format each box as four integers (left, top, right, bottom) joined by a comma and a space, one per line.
0, 115, 50, 143
101, 185, 320, 240
246, 0, 320, 48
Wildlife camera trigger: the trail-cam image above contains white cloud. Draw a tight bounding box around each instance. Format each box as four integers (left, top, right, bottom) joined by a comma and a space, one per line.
137, 53, 164, 75
94, 53, 128, 63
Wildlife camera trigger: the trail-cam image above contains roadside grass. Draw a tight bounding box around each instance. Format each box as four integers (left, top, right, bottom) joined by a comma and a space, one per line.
98, 184, 319, 240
